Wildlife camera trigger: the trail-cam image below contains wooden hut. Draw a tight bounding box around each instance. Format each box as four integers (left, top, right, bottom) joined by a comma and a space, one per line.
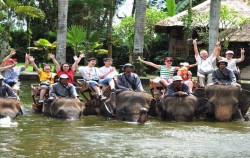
154, 0, 250, 58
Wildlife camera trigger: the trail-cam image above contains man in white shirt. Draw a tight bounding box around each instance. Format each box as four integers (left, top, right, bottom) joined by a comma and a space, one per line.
98, 58, 118, 92
78, 58, 106, 100
193, 40, 221, 87
217, 48, 245, 79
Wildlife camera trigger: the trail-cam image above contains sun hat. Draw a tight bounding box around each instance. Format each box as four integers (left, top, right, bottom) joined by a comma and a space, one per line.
225, 50, 234, 55
216, 59, 228, 67
59, 74, 69, 79
173, 76, 183, 81
122, 63, 135, 71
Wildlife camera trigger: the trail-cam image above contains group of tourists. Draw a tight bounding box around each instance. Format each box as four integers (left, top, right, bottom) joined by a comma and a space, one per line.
0, 40, 245, 102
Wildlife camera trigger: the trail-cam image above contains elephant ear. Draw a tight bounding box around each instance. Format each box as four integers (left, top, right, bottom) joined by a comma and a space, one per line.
193, 88, 206, 99
238, 89, 250, 116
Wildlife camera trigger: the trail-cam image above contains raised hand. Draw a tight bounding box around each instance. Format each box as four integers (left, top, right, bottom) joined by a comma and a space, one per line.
79, 53, 84, 58
10, 50, 16, 56
193, 39, 197, 45
73, 55, 78, 61
28, 56, 35, 62
48, 53, 55, 59
241, 48, 245, 54
137, 56, 142, 61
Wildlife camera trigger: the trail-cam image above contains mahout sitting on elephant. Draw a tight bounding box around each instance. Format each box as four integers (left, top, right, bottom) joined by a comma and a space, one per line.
193, 85, 250, 121
157, 76, 197, 121
100, 90, 153, 123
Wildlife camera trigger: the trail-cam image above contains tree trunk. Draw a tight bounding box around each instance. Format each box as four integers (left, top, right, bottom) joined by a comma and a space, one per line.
133, 0, 146, 56
56, 0, 68, 65
133, 0, 147, 76
107, 0, 114, 58
208, 0, 221, 56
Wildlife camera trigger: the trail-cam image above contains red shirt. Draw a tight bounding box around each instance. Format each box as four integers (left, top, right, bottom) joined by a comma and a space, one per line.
57, 69, 75, 84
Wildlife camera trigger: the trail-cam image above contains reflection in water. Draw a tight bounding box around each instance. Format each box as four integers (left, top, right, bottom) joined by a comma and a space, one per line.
0, 81, 250, 157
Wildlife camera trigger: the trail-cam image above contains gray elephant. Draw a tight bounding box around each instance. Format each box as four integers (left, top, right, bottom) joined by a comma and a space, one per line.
158, 95, 198, 121
193, 85, 250, 121
100, 90, 153, 123
0, 98, 23, 119
43, 98, 84, 119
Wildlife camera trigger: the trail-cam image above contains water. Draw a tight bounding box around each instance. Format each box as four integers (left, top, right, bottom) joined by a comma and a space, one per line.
1, 81, 250, 157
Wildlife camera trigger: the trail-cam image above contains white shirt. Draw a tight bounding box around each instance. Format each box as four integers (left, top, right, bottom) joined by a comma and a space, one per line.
78, 66, 99, 80
98, 66, 118, 78
221, 57, 237, 71
196, 55, 216, 72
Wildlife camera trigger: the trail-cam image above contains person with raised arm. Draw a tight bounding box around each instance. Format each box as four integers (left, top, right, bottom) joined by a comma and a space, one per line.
29, 56, 56, 103
193, 40, 221, 87
48, 53, 84, 84
138, 56, 179, 87
1, 50, 30, 92
216, 48, 245, 80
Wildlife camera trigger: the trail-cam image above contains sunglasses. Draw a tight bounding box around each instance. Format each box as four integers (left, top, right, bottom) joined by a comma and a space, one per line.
165, 60, 173, 62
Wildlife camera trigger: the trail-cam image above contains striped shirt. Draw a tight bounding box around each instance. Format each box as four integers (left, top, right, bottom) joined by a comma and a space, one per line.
2, 66, 25, 82
160, 65, 176, 79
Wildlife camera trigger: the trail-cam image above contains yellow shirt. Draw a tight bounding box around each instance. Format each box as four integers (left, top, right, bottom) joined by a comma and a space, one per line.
38, 71, 56, 84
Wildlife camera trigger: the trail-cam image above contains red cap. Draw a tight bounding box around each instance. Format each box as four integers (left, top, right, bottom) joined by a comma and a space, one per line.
164, 57, 173, 62
6, 58, 17, 63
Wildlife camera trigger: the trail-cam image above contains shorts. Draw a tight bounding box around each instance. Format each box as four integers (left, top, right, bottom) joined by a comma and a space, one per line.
99, 78, 112, 84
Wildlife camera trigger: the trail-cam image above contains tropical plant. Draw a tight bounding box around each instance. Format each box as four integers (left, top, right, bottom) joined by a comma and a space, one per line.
0, 0, 45, 60
166, 0, 176, 16
28, 38, 56, 62
67, 25, 86, 55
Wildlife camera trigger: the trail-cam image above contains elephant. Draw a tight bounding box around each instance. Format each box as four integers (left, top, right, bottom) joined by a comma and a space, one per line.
43, 98, 84, 119
157, 95, 198, 121
0, 98, 23, 119
100, 90, 153, 123
193, 85, 250, 121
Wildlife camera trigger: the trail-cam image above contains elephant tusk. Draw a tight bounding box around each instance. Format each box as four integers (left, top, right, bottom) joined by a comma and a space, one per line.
103, 102, 115, 117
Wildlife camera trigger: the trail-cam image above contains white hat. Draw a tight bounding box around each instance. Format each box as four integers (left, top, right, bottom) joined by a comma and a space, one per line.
173, 76, 183, 81
59, 74, 69, 79
225, 50, 234, 55
180, 62, 189, 66
0, 75, 5, 80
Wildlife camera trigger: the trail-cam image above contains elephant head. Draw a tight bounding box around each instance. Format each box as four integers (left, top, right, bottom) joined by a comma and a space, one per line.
158, 95, 197, 121
205, 85, 241, 121
103, 90, 152, 123
43, 98, 84, 119
0, 99, 23, 119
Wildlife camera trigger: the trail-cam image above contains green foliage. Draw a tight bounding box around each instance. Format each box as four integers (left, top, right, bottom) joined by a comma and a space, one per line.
67, 25, 86, 55
166, 0, 176, 16
181, 5, 248, 48
15, 6, 45, 20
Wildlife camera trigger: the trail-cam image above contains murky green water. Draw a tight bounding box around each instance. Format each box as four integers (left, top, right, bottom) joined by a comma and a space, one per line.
1, 81, 250, 157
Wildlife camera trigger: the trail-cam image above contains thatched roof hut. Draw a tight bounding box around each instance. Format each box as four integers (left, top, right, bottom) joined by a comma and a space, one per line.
155, 0, 250, 33
220, 23, 250, 42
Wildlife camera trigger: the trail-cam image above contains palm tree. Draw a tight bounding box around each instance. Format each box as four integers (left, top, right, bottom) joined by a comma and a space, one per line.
56, 0, 68, 65
67, 25, 86, 55
133, 0, 147, 60
208, 0, 221, 55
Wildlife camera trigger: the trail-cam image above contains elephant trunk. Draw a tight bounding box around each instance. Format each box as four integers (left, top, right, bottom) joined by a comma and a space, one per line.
137, 108, 148, 124
215, 104, 233, 121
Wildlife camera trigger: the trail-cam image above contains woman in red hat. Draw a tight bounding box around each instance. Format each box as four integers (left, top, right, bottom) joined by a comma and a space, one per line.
138, 56, 179, 87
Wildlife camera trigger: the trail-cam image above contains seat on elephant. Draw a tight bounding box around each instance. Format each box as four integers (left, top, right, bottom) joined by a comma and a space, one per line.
76, 79, 109, 101
149, 79, 165, 100
31, 83, 49, 113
